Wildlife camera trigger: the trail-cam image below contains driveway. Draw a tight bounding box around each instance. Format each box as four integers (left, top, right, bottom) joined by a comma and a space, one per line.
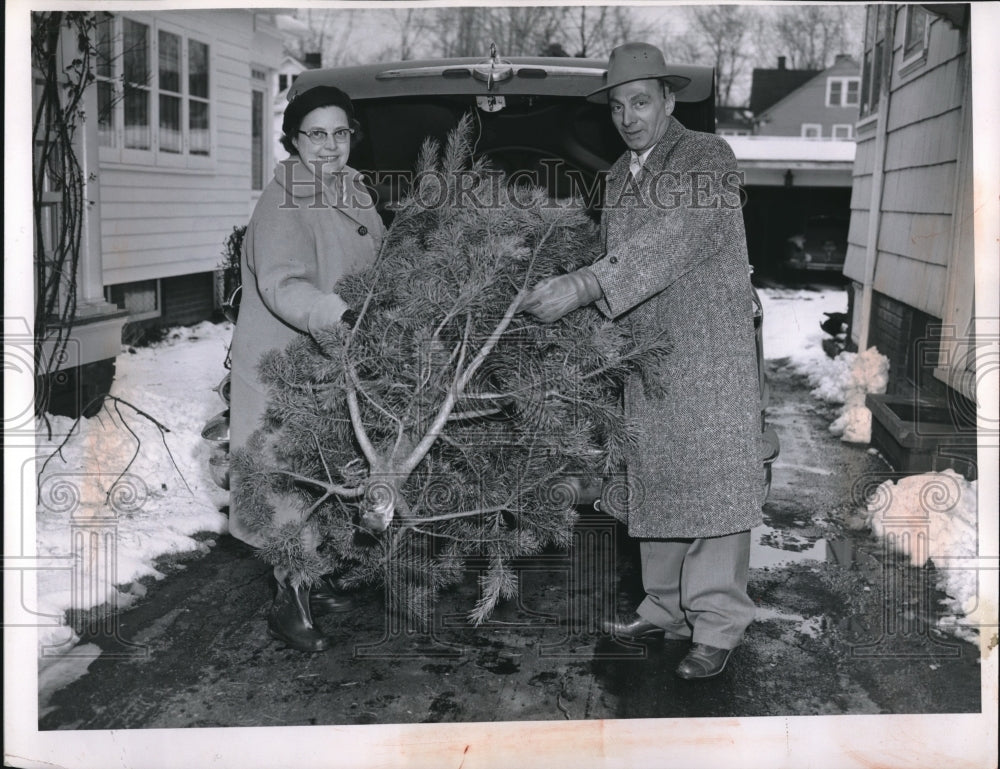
39, 357, 982, 729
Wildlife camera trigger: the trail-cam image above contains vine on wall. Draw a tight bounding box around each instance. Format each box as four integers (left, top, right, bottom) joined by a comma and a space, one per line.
31, 11, 99, 418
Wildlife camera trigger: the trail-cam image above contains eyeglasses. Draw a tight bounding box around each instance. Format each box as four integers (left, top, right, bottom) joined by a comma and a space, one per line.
298, 127, 354, 145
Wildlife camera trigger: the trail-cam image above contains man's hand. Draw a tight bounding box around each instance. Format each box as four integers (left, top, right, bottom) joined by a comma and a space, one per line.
520, 267, 603, 323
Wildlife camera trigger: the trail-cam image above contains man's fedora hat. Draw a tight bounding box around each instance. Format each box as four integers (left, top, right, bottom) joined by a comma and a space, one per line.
587, 42, 691, 103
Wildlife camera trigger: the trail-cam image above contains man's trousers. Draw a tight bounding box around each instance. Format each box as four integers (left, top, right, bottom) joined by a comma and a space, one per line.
636, 530, 754, 650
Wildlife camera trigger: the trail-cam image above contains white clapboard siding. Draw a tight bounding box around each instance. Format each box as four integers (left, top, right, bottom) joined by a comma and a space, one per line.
872, 251, 947, 317
880, 163, 957, 215
99, 9, 279, 287
846, 6, 967, 317
885, 55, 964, 133
883, 108, 963, 170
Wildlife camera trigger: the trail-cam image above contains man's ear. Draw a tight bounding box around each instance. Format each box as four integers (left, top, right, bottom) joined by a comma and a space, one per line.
663, 88, 676, 117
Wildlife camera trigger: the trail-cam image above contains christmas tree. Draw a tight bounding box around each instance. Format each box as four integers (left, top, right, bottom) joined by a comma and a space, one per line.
232, 116, 670, 624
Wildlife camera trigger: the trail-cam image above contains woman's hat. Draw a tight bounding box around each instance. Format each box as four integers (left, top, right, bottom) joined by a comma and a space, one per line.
586, 42, 691, 103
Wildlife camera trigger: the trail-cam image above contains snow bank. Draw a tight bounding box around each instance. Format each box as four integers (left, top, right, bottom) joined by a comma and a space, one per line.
805, 347, 889, 443
865, 470, 980, 637
35, 321, 232, 662
757, 287, 889, 443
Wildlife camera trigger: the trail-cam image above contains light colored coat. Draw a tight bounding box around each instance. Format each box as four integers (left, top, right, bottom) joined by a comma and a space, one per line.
589, 116, 764, 538
229, 159, 384, 546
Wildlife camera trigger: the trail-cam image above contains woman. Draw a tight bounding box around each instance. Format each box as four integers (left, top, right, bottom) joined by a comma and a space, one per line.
229, 85, 385, 652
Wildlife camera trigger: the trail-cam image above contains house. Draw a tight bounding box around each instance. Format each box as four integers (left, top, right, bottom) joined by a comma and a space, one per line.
33, 10, 285, 416
725, 55, 859, 276
844, 4, 979, 477
715, 106, 754, 137
751, 54, 860, 139
749, 56, 821, 124
273, 53, 322, 163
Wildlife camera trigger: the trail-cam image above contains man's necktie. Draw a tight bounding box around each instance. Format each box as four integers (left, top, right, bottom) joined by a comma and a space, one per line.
629, 152, 644, 180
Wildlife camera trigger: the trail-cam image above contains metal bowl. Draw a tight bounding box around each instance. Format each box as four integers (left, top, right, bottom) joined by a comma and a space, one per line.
213, 373, 231, 406
209, 451, 230, 490
201, 410, 230, 448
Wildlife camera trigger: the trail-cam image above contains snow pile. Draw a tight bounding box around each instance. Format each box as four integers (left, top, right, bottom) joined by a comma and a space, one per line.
865, 470, 979, 636
35, 321, 232, 660
757, 286, 847, 368
803, 347, 889, 443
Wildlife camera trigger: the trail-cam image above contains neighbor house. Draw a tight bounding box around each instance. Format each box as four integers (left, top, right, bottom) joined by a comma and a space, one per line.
844, 4, 978, 477
725, 56, 859, 276
34, 9, 285, 415
751, 54, 861, 139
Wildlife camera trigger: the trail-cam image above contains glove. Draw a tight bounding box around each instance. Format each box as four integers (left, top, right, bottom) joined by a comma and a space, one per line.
520, 268, 603, 323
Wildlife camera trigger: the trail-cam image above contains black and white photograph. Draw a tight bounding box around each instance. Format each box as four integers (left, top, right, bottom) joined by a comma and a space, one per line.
5, 2, 998, 768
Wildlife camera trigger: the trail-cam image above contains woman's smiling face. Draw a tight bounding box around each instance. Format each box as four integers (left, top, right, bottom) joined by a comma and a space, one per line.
292, 105, 351, 181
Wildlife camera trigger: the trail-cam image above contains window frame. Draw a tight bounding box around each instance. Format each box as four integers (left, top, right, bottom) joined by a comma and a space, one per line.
826, 76, 861, 107
901, 4, 931, 70
250, 67, 269, 192
859, 5, 889, 120
801, 123, 822, 139
832, 123, 853, 140
97, 13, 215, 171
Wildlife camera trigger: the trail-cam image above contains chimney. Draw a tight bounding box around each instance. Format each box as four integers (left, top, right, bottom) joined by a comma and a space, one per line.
303, 52, 322, 69
834, 53, 852, 64
777, 56, 786, 70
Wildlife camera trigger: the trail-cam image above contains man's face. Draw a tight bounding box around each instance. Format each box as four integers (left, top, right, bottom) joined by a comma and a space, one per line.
608, 79, 675, 153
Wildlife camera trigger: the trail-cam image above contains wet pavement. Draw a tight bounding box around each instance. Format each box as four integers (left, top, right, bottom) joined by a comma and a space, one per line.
39, 358, 983, 729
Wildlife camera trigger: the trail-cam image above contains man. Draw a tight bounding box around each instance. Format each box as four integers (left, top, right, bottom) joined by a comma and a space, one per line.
520, 42, 764, 680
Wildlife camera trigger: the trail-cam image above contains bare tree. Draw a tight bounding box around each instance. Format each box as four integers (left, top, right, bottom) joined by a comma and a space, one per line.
483, 6, 564, 56
290, 8, 359, 66
682, 5, 755, 107
373, 8, 434, 60
555, 6, 655, 59
760, 5, 865, 70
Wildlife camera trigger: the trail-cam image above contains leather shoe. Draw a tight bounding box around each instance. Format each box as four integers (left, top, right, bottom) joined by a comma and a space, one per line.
310, 575, 352, 616
604, 612, 677, 641
675, 643, 734, 680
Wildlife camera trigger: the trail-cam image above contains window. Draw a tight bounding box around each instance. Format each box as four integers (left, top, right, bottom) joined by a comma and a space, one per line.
801, 124, 822, 139
903, 5, 931, 62
860, 5, 888, 118
251, 88, 265, 190
106, 279, 161, 321
832, 124, 853, 140
826, 77, 861, 107
97, 14, 212, 167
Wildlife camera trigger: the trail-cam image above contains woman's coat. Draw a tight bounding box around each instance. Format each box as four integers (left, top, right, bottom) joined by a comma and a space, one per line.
589, 116, 765, 539
229, 158, 384, 547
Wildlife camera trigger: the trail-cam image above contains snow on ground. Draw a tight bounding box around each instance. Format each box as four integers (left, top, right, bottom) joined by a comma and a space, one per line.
33, 287, 977, 672
758, 286, 888, 444
758, 286, 979, 640
866, 469, 980, 642
35, 321, 232, 664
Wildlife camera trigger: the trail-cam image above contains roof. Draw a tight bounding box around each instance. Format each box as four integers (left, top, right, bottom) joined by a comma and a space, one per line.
749, 66, 821, 115
288, 57, 715, 104
723, 135, 856, 165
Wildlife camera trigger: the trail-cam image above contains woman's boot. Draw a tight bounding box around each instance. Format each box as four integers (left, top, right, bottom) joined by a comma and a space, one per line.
267, 576, 330, 652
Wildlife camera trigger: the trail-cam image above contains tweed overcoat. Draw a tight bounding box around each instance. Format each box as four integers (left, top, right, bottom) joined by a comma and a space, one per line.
229, 159, 384, 548
588, 116, 764, 538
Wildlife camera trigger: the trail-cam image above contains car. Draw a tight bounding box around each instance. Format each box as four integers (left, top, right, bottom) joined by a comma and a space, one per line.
287, 50, 715, 219
206, 49, 778, 501
782, 213, 849, 275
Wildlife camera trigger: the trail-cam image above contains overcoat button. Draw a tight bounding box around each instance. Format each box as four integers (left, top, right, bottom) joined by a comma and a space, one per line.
357, 225, 368, 236
609, 256, 619, 264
